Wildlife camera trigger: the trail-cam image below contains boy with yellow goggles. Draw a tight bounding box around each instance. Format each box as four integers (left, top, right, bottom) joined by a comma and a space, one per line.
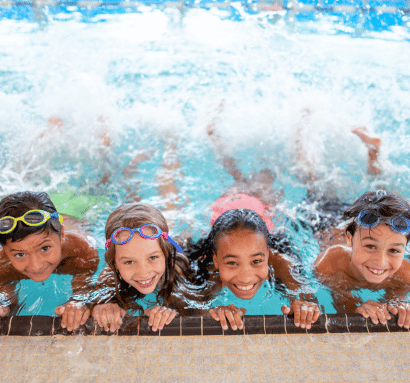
0, 210, 63, 234
0, 191, 98, 333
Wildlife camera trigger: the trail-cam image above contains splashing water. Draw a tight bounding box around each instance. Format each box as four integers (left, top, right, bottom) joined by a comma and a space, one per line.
1, 4, 410, 314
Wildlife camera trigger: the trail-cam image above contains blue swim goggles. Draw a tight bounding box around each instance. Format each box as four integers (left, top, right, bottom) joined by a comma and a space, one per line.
354, 210, 410, 236
0, 209, 63, 234
105, 224, 183, 253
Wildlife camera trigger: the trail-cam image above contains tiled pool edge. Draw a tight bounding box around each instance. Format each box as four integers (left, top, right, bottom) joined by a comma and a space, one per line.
1, 314, 409, 336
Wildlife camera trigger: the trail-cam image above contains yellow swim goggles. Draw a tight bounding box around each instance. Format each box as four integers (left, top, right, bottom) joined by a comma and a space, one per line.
0, 210, 63, 234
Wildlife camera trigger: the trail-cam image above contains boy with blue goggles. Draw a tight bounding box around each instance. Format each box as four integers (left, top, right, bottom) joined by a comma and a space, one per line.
314, 190, 410, 330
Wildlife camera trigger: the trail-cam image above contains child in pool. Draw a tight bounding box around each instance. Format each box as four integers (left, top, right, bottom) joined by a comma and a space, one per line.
187, 208, 320, 331
92, 203, 198, 333
0, 191, 99, 331
314, 190, 410, 327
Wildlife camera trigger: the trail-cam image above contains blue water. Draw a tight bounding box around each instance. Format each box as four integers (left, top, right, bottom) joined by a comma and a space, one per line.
1, 1, 410, 316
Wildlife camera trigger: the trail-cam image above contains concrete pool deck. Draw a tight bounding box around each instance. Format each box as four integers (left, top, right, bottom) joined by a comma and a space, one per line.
1, 331, 410, 382
1, 314, 410, 382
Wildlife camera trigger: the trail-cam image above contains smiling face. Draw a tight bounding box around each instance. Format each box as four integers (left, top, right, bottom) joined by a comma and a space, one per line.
347, 223, 407, 284
114, 231, 166, 295
2, 227, 65, 282
213, 229, 269, 299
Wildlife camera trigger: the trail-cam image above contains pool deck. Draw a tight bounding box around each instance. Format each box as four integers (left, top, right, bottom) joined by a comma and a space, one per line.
1, 314, 410, 382
1, 331, 410, 382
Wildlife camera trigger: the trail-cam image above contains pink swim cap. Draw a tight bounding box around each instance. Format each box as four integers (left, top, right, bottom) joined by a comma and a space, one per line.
210, 193, 275, 232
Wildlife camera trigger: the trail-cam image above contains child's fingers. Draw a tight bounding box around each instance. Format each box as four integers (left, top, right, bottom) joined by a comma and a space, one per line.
387, 304, 398, 315
232, 310, 244, 330
281, 305, 291, 315
368, 309, 380, 325
305, 307, 314, 329
0, 306, 10, 317
217, 308, 229, 331
65, 306, 78, 331
165, 310, 177, 325
398, 304, 410, 329
80, 307, 90, 326
374, 307, 387, 325
157, 309, 174, 330
293, 303, 302, 327
224, 309, 238, 330
72, 307, 88, 330
150, 306, 166, 331
209, 309, 220, 322
312, 306, 321, 323
54, 305, 65, 316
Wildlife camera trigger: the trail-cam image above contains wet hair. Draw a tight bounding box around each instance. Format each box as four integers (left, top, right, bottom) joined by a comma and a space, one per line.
344, 190, 410, 241
0, 191, 61, 246
104, 203, 192, 314
186, 208, 295, 285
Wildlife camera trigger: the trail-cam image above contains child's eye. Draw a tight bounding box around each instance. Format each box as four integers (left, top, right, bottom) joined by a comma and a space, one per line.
14, 253, 26, 259
124, 260, 134, 265
389, 248, 402, 255
252, 259, 263, 265
226, 261, 237, 266
41, 246, 50, 252
365, 244, 376, 250
149, 255, 158, 261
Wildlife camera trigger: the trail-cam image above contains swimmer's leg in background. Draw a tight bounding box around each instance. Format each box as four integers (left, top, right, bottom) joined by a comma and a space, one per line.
206, 100, 248, 184
293, 108, 319, 184
352, 126, 382, 176
157, 132, 184, 212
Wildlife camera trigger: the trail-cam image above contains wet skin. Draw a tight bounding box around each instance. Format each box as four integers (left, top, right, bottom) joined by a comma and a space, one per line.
2, 228, 65, 282
347, 224, 406, 284
213, 229, 269, 299
114, 232, 166, 295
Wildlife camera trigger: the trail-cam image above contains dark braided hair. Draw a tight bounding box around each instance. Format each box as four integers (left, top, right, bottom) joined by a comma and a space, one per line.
186, 208, 295, 285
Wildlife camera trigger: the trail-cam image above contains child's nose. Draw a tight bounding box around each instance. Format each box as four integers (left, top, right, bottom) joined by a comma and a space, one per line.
27, 256, 45, 272
237, 265, 255, 283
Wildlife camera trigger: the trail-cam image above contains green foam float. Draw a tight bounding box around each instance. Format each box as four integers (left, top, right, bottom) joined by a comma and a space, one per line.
49, 190, 110, 219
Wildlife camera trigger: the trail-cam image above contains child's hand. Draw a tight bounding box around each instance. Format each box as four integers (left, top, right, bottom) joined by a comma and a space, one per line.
387, 302, 410, 329
356, 300, 391, 324
0, 306, 10, 317
281, 301, 321, 329
144, 306, 177, 332
209, 305, 247, 331
93, 303, 127, 332
55, 302, 91, 332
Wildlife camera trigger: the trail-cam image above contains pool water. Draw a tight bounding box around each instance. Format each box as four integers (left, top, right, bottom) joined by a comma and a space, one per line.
1, 1, 410, 316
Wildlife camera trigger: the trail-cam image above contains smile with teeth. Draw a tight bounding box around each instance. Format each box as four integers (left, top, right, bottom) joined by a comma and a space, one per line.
367, 266, 387, 275
233, 283, 257, 294
135, 276, 156, 288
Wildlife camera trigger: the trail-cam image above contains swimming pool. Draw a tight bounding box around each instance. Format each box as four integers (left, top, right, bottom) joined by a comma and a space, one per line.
0, 0, 410, 316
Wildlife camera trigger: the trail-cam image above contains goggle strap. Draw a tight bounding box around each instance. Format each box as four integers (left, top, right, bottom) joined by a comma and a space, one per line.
166, 236, 183, 253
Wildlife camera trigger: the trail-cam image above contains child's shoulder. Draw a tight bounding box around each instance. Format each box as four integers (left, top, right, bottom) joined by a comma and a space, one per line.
396, 258, 410, 284
60, 232, 98, 272
314, 244, 351, 275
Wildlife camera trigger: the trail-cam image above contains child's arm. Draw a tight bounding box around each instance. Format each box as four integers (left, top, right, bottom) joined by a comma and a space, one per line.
0, 252, 26, 316
54, 233, 99, 331
314, 245, 363, 313
384, 261, 410, 328
270, 251, 320, 329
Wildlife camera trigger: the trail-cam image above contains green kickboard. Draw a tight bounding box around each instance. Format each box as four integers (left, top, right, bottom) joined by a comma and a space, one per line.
49, 191, 109, 219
